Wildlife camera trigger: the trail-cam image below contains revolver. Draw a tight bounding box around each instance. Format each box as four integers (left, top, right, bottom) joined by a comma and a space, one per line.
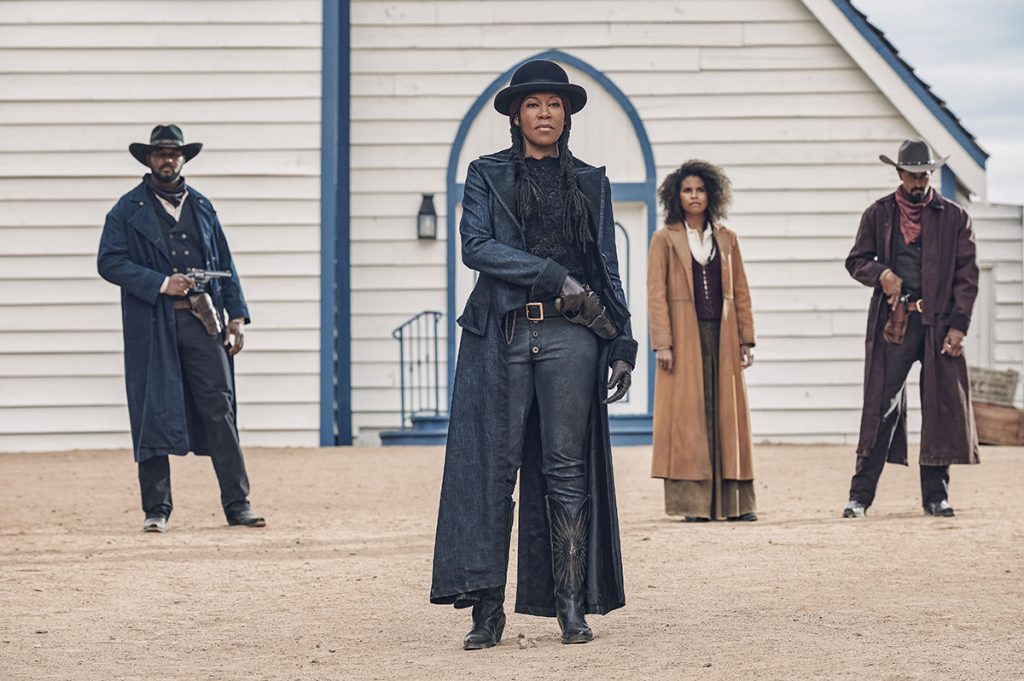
186, 268, 232, 293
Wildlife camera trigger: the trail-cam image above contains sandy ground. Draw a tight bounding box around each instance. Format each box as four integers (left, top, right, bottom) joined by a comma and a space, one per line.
0, 444, 1022, 681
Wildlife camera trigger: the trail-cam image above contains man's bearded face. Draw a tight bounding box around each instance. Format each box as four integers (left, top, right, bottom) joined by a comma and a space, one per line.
899, 169, 931, 203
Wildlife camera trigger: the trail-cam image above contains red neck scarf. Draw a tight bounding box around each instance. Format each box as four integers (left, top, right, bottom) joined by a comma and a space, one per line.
894, 185, 933, 244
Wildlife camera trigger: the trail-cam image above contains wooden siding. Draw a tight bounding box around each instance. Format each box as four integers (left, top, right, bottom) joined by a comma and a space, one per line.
0, 0, 323, 451
349, 0, 1022, 444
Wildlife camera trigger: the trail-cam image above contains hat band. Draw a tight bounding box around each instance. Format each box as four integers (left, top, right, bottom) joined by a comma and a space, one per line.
150, 139, 184, 147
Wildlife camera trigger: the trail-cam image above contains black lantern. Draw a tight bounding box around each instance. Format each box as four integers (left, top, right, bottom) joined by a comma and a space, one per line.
417, 193, 437, 240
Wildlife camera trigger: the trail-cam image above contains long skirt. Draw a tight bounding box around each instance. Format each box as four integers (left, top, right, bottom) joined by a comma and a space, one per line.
664, 320, 757, 520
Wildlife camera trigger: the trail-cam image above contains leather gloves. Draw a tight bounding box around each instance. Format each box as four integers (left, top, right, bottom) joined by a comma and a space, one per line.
225, 319, 245, 356
556, 275, 588, 314
604, 360, 632, 405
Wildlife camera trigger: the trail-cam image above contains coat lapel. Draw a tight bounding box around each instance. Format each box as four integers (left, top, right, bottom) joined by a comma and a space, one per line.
476, 160, 524, 235
665, 224, 695, 299
880, 195, 895, 264
920, 196, 944, 305
126, 184, 171, 263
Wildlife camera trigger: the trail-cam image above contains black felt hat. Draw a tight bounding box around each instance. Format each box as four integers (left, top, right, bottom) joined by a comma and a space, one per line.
880, 138, 948, 172
129, 124, 203, 166
493, 60, 588, 116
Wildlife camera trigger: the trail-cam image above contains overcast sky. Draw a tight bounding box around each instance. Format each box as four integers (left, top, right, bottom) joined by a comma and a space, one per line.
851, 0, 1024, 205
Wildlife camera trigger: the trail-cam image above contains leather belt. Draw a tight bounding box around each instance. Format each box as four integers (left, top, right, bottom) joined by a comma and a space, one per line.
903, 298, 924, 313
523, 301, 560, 321
173, 299, 192, 310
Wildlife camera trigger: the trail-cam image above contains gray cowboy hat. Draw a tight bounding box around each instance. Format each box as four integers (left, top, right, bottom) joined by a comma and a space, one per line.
129, 124, 203, 166
493, 59, 587, 116
879, 138, 948, 172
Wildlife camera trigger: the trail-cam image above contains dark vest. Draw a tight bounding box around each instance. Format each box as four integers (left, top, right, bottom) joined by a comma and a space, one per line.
153, 193, 206, 275
693, 246, 723, 321
891, 205, 923, 297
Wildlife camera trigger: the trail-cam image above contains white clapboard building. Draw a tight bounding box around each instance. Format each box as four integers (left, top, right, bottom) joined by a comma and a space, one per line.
0, 0, 1020, 450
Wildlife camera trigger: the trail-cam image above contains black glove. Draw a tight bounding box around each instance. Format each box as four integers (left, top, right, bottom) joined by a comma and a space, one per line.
603, 360, 632, 405
556, 275, 588, 314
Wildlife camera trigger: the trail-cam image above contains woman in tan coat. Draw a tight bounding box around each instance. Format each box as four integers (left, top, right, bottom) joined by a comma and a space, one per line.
647, 160, 757, 521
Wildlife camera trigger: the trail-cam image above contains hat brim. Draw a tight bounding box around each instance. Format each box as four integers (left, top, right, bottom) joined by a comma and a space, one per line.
879, 154, 948, 173
493, 82, 587, 116
130, 142, 202, 166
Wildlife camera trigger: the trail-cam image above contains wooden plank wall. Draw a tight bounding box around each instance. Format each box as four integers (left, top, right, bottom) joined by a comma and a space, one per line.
349, 0, 1022, 444
0, 0, 323, 451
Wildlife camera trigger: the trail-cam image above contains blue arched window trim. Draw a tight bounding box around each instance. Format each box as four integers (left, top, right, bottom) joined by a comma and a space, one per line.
445, 50, 658, 411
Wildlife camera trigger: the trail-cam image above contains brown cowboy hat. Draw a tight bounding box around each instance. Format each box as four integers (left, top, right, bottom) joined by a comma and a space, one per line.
493, 59, 587, 116
879, 138, 948, 173
129, 124, 203, 166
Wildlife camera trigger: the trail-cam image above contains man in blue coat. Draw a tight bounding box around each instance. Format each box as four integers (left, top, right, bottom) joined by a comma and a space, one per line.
98, 125, 265, 532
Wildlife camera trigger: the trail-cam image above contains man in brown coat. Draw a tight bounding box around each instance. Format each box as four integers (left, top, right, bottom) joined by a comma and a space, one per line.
844, 138, 980, 519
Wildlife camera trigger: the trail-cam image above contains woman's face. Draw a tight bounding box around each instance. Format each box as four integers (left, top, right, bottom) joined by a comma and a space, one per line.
679, 175, 708, 220
516, 92, 566, 155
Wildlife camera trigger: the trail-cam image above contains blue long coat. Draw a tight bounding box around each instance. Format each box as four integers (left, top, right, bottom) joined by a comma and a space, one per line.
98, 182, 250, 463
430, 150, 638, 617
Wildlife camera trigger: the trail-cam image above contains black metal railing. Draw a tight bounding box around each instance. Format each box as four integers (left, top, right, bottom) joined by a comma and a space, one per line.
392, 311, 445, 428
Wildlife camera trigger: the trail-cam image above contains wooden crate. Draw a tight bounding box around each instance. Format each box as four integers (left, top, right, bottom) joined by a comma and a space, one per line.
969, 367, 1020, 407
974, 402, 1024, 446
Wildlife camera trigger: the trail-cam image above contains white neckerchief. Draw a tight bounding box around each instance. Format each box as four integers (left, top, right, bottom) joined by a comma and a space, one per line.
685, 220, 716, 266
155, 190, 189, 222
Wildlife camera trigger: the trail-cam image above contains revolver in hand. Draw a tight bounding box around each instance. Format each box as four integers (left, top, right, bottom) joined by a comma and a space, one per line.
186, 268, 232, 293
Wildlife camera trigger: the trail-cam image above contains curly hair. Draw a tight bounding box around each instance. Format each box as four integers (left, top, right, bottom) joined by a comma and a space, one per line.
658, 159, 733, 226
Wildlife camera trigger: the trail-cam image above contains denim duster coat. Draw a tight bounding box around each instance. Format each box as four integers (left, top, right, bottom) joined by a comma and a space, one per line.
98, 182, 249, 463
431, 149, 638, 617
846, 191, 979, 466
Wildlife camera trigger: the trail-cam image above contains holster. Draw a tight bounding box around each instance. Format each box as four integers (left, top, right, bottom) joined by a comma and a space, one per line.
882, 302, 908, 345
561, 289, 619, 340
188, 292, 223, 337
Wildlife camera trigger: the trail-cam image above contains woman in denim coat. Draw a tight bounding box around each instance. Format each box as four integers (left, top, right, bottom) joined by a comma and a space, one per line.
430, 60, 637, 649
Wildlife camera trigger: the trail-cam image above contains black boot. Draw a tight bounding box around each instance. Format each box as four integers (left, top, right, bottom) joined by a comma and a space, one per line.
462, 587, 506, 650
547, 495, 593, 644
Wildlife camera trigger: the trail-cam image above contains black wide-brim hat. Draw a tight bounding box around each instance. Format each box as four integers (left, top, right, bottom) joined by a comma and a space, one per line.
493, 59, 588, 116
880, 137, 948, 172
129, 124, 203, 166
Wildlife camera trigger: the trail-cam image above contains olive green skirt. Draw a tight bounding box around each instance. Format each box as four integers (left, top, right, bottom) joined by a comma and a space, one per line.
664, 320, 756, 520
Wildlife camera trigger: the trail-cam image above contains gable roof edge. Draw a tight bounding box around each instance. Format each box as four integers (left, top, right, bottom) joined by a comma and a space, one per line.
800, 0, 988, 199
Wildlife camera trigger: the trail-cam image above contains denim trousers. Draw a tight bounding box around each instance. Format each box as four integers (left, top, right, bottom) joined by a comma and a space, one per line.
138, 309, 252, 519
502, 311, 599, 508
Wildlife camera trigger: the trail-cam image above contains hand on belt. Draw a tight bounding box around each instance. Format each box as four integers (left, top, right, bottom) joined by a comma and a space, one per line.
523, 301, 560, 321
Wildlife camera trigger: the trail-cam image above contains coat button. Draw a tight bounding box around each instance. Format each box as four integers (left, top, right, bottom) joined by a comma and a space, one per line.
184, 250, 189, 255
532, 331, 538, 338
171, 250, 176, 255
531, 346, 540, 355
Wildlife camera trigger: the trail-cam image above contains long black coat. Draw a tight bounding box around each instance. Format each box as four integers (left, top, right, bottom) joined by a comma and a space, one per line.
846, 190, 979, 465
98, 182, 249, 463
430, 150, 638, 617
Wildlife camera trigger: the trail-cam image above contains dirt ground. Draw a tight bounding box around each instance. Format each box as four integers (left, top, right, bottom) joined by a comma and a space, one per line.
1, 444, 1022, 681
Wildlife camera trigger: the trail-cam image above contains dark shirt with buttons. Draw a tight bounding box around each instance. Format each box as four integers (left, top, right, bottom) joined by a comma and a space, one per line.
151, 192, 206, 276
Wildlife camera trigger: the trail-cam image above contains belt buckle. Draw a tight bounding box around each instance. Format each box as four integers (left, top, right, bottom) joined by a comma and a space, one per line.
526, 302, 544, 322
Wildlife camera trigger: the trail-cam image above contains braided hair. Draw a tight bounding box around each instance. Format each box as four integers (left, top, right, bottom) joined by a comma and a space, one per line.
509, 98, 591, 249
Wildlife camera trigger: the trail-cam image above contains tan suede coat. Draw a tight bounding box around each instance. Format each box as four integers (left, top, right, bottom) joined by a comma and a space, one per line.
647, 223, 756, 481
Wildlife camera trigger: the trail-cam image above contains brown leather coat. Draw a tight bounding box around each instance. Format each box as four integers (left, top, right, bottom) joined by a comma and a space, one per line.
846, 191, 980, 465
648, 224, 756, 481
